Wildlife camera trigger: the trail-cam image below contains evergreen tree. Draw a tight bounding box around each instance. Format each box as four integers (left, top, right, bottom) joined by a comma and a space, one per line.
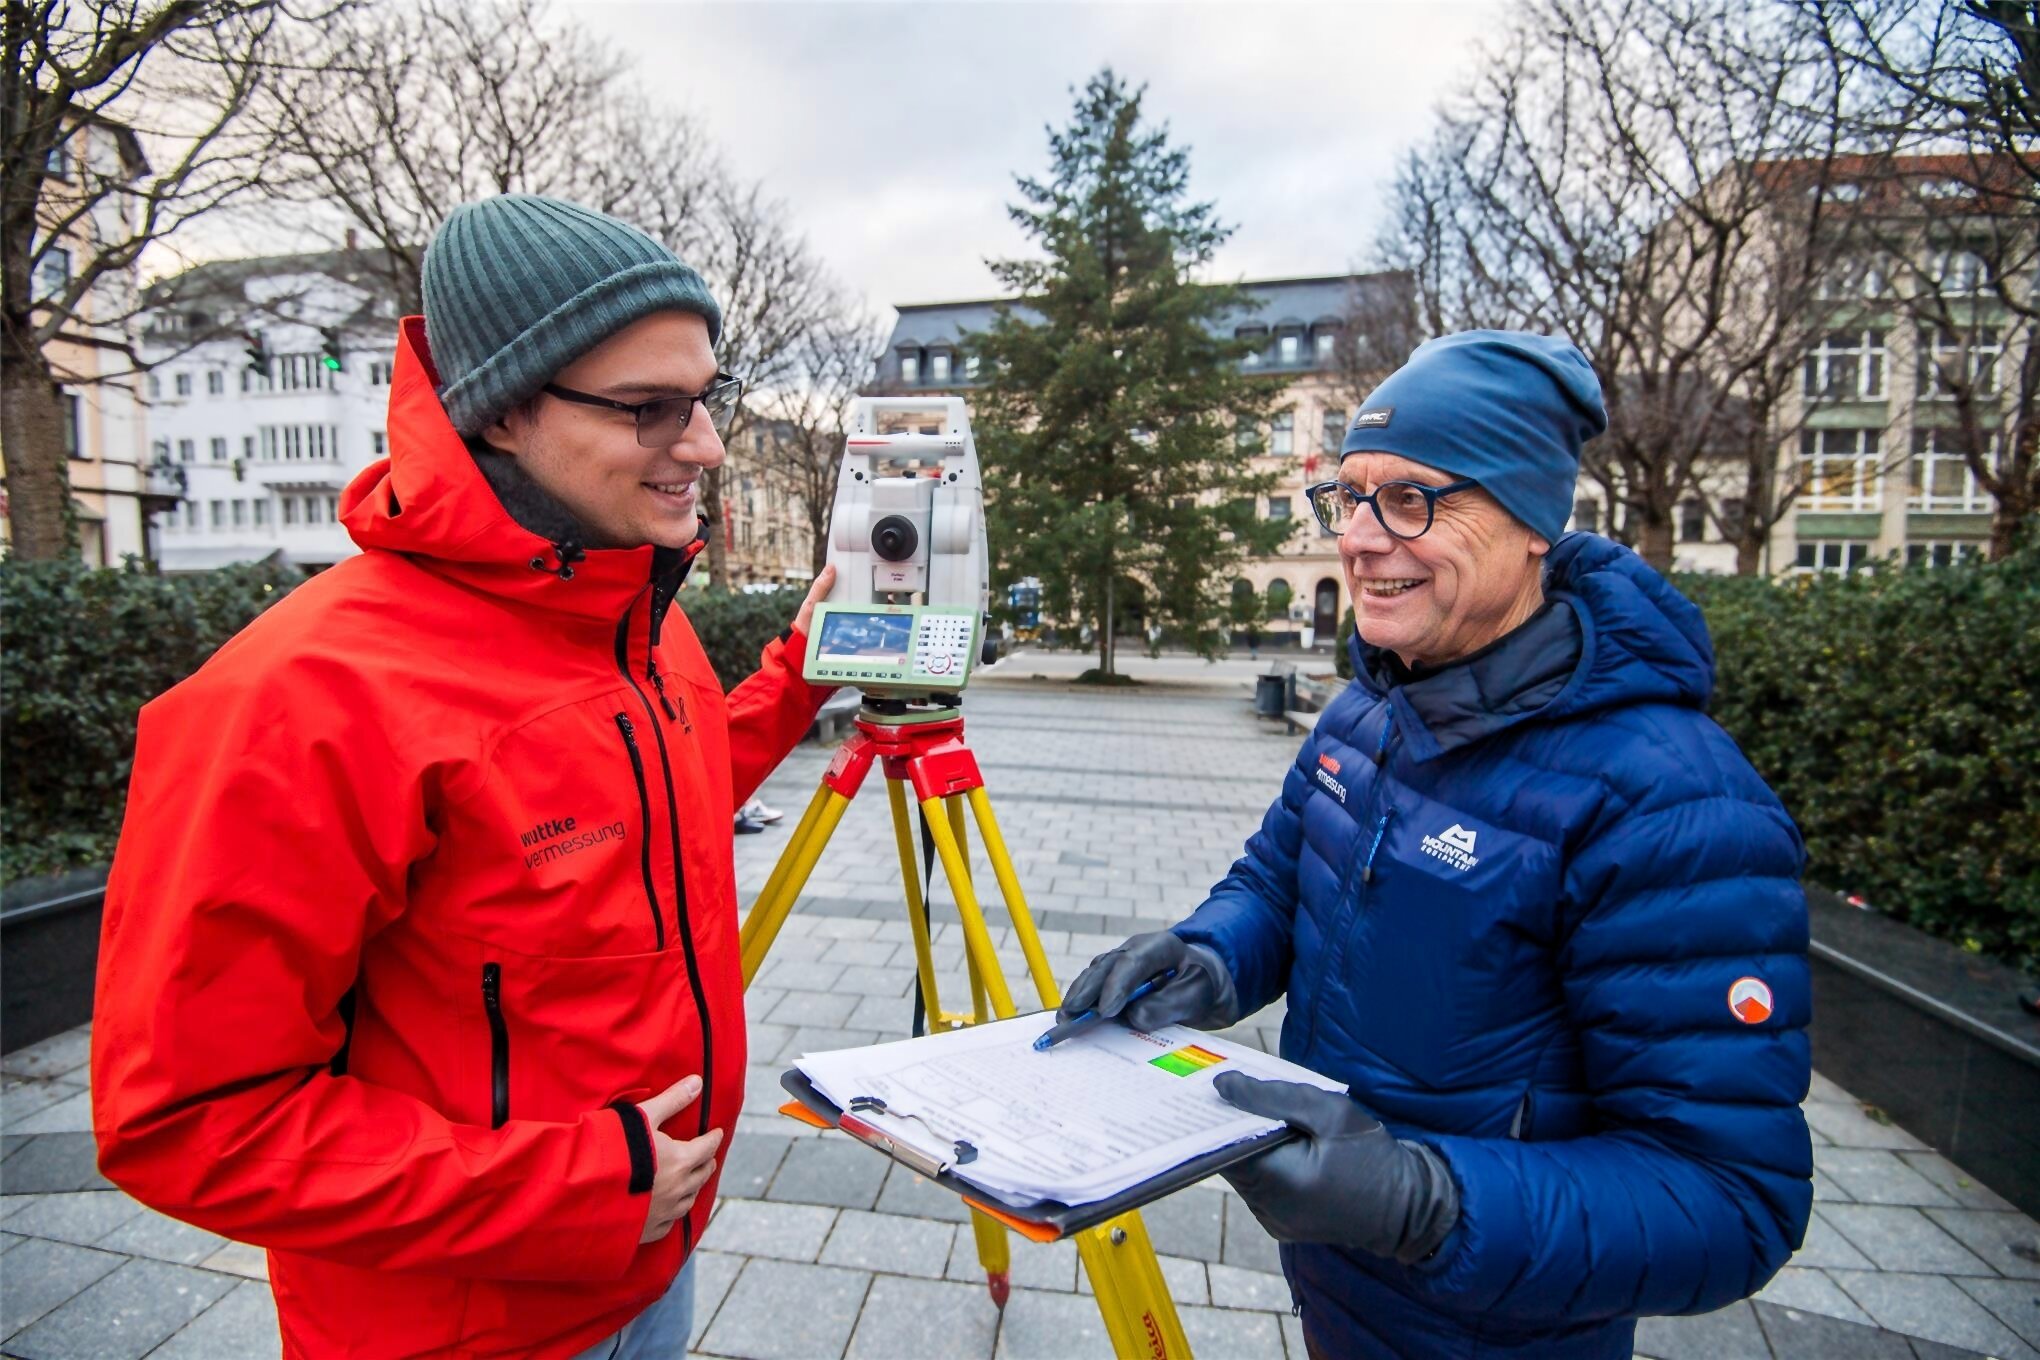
972, 69, 1286, 676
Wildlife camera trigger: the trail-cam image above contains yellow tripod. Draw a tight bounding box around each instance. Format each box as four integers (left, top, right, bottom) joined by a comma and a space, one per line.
739, 703, 1193, 1360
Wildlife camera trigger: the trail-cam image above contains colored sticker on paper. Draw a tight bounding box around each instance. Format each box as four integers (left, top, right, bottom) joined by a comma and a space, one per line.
1150, 1044, 1226, 1078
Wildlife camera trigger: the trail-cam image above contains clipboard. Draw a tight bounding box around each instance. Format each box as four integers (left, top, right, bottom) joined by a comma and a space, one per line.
778, 1067, 1298, 1242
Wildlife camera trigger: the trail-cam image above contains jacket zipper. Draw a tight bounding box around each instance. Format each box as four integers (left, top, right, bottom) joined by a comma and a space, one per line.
1301, 707, 1399, 1058
648, 661, 684, 726
614, 714, 667, 950
481, 963, 509, 1130
615, 605, 716, 1253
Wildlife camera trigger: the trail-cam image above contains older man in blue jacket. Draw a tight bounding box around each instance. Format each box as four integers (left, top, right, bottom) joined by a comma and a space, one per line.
1061, 331, 1812, 1359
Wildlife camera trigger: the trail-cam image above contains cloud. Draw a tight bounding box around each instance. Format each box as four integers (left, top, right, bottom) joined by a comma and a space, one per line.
564, 0, 1501, 316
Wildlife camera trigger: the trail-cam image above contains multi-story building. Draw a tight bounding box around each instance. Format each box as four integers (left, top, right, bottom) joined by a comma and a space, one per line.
1569, 153, 2028, 575
137, 250, 401, 572
8, 113, 167, 565
715, 418, 822, 588
873, 274, 1406, 645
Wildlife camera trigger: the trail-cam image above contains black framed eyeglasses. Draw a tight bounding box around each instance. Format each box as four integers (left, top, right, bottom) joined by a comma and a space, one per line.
541, 372, 743, 447
1304, 478, 1480, 539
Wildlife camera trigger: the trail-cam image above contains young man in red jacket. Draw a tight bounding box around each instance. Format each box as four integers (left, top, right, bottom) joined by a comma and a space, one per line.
92, 194, 835, 1358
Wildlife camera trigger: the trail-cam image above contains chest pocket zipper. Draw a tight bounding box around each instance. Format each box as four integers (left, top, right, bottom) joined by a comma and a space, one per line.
614, 714, 667, 950
481, 963, 509, 1129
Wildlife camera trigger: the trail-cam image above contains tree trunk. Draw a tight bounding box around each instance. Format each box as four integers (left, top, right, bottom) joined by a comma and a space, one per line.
700, 465, 727, 583
1635, 513, 1675, 573
1989, 489, 2032, 559
1103, 568, 1117, 676
809, 507, 830, 576
1, 335, 77, 561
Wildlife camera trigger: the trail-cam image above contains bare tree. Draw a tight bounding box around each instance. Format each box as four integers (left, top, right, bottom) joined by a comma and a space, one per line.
746, 305, 883, 575
1325, 269, 1424, 414
2, 0, 309, 559
1803, 2, 2040, 555
1378, 0, 1853, 570
257, 0, 839, 581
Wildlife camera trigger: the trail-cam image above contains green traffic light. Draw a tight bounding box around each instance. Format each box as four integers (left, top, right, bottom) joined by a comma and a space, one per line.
321, 356, 342, 372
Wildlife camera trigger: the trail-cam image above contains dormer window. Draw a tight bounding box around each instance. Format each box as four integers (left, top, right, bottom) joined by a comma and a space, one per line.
1236, 325, 1267, 367
930, 350, 952, 384
899, 350, 920, 385
1279, 332, 1300, 365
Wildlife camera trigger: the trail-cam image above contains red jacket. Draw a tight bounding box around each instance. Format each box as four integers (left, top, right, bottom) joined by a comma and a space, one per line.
92, 317, 826, 1358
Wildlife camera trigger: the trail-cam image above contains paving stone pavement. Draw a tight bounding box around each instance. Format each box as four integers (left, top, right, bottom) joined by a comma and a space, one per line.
4, 660, 2037, 1358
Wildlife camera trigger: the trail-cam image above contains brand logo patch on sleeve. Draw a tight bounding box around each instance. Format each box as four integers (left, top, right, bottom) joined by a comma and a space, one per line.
1728, 976, 1774, 1024
1350, 408, 1394, 430
1317, 752, 1342, 775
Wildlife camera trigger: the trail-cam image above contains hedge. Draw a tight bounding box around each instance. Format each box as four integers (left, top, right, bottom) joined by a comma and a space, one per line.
2, 557, 298, 883
676, 585, 809, 691
1684, 544, 2039, 976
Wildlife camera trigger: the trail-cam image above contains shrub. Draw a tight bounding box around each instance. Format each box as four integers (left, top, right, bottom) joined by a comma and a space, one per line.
2, 557, 298, 884
1681, 545, 2039, 975
677, 585, 808, 691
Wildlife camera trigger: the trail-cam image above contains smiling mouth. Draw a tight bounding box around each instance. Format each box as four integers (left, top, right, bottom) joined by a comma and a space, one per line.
644, 480, 696, 500
1360, 578, 1426, 598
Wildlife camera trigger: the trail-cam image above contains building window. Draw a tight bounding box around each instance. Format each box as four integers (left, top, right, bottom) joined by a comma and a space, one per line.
369, 360, 393, 386
59, 394, 81, 459
207, 437, 225, 461
1320, 409, 1345, 455
1278, 331, 1301, 366
326, 495, 339, 520
930, 351, 952, 384
1266, 578, 1293, 620
1236, 326, 1267, 367
1918, 327, 2000, 399
1678, 498, 1706, 543
270, 354, 329, 392
1906, 539, 1983, 567
1803, 330, 1885, 401
1932, 248, 1990, 295
1315, 330, 1337, 364
205, 370, 223, 396
183, 502, 198, 529
1909, 427, 1993, 512
178, 438, 195, 463
1267, 496, 1292, 520
283, 496, 299, 526
1571, 499, 1599, 534
1270, 410, 1293, 456
1800, 428, 1882, 510
898, 351, 919, 385
1818, 253, 1887, 300
151, 438, 170, 463
175, 372, 193, 397
45, 137, 69, 178
244, 435, 255, 460
231, 500, 246, 528
32, 246, 71, 302
209, 499, 225, 529
372, 430, 386, 455
964, 354, 980, 381
1795, 539, 1869, 573
252, 499, 270, 527
1235, 419, 1259, 453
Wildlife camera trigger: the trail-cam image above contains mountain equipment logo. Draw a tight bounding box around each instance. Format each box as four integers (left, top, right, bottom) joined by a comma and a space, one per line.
1419, 823, 1481, 872
1728, 976, 1774, 1025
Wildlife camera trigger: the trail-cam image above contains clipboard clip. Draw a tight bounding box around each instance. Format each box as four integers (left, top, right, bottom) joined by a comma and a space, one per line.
846, 1094, 979, 1170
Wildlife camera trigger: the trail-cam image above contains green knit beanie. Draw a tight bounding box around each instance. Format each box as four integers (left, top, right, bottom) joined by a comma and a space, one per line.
421, 194, 723, 436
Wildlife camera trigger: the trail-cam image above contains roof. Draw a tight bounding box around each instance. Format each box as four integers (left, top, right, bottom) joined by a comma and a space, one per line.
143, 247, 410, 336
882, 270, 1410, 353
1750, 152, 2031, 217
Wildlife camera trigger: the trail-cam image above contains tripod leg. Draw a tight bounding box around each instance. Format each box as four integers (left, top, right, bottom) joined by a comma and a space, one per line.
884, 776, 945, 1029
969, 1203, 1012, 1311
917, 796, 1017, 1019
1074, 1214, 1193, 1360
966, 788, 1062, 1009
739, 785, 853, 989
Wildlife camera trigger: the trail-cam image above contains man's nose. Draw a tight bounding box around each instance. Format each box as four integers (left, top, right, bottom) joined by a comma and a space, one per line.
1340, 499, 1395, 555
663, 412, 726, 468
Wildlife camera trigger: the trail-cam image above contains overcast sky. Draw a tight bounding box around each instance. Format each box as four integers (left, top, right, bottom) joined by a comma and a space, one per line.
562, 0, 1503, 323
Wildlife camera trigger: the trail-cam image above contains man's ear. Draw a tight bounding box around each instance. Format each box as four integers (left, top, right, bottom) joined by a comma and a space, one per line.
1527, 532, 1552, 558
480, 400, 539, 458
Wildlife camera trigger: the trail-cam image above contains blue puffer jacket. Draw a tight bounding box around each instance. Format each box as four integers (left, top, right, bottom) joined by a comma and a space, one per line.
1176, 535, 1812, 1359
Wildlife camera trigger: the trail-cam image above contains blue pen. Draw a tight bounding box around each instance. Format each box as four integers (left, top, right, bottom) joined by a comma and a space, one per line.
1033, 969, 1179, 1051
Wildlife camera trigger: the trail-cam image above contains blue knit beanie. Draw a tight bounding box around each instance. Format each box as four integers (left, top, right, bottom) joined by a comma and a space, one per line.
421, 194, 723, 437
1340, 330, 1606, 542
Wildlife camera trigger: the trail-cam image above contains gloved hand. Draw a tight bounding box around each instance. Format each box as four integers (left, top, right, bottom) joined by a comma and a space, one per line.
1057, 931, 1240, 1032
1214, 1072, 1460, 1265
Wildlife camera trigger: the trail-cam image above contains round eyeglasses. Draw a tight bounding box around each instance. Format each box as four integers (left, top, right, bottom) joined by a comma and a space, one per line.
1304, 478, 1480, 539
541, 373, 743, 447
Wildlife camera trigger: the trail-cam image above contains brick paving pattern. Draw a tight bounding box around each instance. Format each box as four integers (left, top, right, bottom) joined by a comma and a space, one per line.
3, 657, 2035, 1357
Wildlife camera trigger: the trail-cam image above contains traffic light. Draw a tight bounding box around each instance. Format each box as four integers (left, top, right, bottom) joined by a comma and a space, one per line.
243, 332, 268, 375
319, 328, 344, 374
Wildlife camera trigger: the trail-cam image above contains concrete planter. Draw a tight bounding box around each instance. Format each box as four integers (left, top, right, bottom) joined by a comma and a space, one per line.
1806, 885, 2040, 1218
1, 866, 107, 1054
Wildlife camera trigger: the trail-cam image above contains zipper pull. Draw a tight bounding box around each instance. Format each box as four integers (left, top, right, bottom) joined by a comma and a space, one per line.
648, 665, 681, 724
1361, 810, 1393, 884
618, 714, 635, 742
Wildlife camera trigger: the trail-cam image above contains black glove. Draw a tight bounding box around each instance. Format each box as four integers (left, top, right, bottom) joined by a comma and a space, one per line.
1215, 1072, 1460, 1265
1057, 931, 1240, 1032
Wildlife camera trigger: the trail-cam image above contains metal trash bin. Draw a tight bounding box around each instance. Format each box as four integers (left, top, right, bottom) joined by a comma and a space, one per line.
1255, 672, 1288, 718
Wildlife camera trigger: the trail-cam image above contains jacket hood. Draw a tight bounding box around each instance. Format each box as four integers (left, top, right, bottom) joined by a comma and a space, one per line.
1350, 532, 1715, 759
342, 317, 700, 622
